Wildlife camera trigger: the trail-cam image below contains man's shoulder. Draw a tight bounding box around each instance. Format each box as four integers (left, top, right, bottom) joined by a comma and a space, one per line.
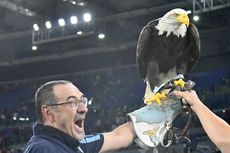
23, 135, 61, 153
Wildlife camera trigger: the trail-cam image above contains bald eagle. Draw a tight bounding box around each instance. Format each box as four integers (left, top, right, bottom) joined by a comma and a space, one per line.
136, 8, 200, 104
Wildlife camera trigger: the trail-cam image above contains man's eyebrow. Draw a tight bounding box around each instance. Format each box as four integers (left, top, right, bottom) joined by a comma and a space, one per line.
66, 95, 84, 100
66, 96, 78, 100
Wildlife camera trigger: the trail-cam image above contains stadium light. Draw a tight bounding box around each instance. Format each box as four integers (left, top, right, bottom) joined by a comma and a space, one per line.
58, 18, 66, 27
32, 45, 37, 51
77, 31, 83, 35
71, 0, 76, 5
19, 117, 25, 121
193, 15, 199, 21
98, 33, 105, 39
78, 2, 85, 6
70, 16, 78, 24
45, 21, 52, 29
33, 24, 39, 31
83, 13, 92, 22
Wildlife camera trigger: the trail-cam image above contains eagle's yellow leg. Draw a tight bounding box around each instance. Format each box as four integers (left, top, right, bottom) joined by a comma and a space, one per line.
146, 92, 167, 106
174, 78, 186, 88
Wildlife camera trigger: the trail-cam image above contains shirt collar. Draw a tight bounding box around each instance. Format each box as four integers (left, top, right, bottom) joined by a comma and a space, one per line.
33, 123, 80, 151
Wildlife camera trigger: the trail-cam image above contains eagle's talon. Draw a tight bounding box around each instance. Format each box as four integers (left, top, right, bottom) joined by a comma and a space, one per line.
174, 79, 186, 89
146, 92, 167, 106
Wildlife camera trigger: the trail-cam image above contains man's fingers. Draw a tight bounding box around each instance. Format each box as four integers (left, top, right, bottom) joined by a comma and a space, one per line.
173, 91, 184, 97
174, 91, 189, 105
182, 98, 188, 105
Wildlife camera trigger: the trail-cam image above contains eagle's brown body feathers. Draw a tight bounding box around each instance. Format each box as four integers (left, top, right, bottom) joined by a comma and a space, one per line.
137, 19, 200, 90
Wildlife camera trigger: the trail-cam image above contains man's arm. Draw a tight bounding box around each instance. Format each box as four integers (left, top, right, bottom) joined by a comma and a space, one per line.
100, 122, 136, 153
174, 90, 230, 153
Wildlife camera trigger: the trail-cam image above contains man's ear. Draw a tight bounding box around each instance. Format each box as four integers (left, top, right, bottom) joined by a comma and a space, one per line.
41, 105, 55, 123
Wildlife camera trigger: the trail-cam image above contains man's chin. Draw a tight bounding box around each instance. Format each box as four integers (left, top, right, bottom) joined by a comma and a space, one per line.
74, 133, 85, 140
73, 130, 85, 140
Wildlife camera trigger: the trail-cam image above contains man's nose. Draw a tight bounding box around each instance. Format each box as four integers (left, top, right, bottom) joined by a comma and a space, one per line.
77, 103, 88, 113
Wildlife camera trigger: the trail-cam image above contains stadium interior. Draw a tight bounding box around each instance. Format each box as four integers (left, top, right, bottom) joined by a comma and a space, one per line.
0, 0, 229, 152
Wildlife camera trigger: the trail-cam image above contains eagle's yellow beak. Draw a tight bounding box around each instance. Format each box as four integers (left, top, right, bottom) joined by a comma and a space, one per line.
176, 13, 190, 27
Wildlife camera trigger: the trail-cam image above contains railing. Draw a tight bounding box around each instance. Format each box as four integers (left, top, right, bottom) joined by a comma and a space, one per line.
193, 0, 230, 14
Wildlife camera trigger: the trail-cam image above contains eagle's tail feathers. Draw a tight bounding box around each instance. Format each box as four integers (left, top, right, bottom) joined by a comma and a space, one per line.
144, 81, 155, 104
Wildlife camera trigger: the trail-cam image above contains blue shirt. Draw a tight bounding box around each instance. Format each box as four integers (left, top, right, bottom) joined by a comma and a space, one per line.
24, 123, 104, 153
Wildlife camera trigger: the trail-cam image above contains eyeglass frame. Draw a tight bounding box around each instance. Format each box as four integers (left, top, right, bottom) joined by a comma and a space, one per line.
46, 97, 88, 108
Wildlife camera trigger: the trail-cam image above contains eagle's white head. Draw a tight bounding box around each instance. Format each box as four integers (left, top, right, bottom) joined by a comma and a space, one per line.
155, 8, 190, 38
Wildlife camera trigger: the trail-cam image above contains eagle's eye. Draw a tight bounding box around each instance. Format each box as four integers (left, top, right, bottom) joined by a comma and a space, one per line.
174, 13, 180, 17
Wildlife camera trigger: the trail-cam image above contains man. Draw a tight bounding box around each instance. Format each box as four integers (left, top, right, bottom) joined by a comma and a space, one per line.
174, 90, 230, 153
24, 80, 136, 153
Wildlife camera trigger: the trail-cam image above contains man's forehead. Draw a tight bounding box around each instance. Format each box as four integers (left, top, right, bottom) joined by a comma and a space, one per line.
53, 83, 83, 99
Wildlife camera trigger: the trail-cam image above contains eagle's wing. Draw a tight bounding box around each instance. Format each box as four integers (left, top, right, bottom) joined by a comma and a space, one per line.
186, 23, 200, 73
136, 20, 158, 79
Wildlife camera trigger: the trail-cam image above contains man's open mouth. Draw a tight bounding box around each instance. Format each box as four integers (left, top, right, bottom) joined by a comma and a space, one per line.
75, 119, 83, 128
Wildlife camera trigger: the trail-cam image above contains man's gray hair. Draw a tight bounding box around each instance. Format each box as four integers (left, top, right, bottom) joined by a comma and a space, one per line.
35, 80, 72, 123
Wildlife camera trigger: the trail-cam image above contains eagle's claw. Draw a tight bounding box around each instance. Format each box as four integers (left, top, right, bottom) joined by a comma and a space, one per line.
146, 92, 167, 106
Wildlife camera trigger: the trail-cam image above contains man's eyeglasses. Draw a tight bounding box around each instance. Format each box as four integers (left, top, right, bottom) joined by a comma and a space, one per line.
46, 97, 88, 108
